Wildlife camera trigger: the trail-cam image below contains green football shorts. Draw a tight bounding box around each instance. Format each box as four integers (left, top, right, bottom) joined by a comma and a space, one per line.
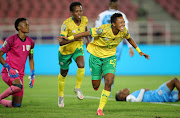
89, 54, 116, 80
58, 45, 84, 70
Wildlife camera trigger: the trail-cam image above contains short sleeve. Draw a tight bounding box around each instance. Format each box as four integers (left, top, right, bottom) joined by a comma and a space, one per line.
126, 95, 137, 102
1, 36, 13, 53
60, 23, 68, 37
90, 27, 103, 37
125, 30, 131, 39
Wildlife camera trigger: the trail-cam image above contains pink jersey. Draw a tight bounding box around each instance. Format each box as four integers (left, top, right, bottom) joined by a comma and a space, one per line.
1, 34, 35, 77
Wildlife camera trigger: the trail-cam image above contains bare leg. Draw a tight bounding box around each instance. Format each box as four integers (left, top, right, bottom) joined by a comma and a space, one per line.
60, 69, 68, 77
104, 73, 114, 91
92, 80, 101, 90
12, 95, 23, 104
166, 78, 180, 91
76, 56, 85, 68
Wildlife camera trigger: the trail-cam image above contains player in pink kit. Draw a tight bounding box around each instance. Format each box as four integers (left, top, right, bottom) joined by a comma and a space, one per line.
0, 18, 35, 107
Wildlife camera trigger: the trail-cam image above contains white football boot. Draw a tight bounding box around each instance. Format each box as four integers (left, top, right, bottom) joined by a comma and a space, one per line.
58, 96, 64, 107
74, 88, 84, 100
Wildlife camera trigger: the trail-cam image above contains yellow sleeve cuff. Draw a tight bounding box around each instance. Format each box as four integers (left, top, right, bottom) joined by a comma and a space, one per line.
135, 47, 142, 53
68, 35, 74, 40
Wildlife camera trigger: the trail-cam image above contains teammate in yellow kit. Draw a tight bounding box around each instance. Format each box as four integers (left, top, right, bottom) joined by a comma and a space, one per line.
58, 13, 150, 115
57, 2, 89, 107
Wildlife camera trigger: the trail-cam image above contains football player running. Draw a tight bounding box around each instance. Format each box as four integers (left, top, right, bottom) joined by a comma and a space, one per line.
58, 13, 150, 115
57, 2, 90, 107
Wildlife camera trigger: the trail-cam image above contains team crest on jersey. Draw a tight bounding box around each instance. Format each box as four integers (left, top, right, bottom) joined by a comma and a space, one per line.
61, 24, 67, 31
158, 89, 163, 95
96, 28, 103, 35
72, 30, 76, 33
2, 41, 7, 47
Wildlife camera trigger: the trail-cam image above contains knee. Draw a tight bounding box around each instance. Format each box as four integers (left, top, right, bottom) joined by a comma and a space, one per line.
92, 80, 100, 91
93, 85, 99, 91
105, 79, 114, 87
172, 78, 179, 83
77, 63, 84, 68
11, 84, 22, 93
61, 70, 68, 77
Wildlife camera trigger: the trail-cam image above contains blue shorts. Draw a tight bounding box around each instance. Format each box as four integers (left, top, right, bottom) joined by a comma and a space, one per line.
156, 83, 179, 102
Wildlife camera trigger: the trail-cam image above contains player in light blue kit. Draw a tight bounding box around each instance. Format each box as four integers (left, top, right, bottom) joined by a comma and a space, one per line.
115, 78, 180, 102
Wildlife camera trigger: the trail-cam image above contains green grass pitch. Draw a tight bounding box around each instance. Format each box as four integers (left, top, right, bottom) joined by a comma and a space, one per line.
0, 75, 180, 118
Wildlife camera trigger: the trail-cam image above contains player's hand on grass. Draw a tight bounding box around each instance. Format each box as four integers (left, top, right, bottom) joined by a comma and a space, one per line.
4, 63, 19, 78
139, 52, 150, 60
28, 70, 35, 88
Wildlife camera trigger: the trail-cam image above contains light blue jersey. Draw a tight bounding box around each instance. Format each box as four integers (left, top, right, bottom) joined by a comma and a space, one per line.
131, 83, 179, 102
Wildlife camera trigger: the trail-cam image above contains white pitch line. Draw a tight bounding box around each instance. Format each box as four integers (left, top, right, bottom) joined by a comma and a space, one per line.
65, 95, 180, 106
65, 95, 114, 100
151, 102, 180, 107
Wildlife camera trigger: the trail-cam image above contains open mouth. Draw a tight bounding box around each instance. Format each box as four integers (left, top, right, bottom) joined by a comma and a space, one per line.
120, 26, 124, 30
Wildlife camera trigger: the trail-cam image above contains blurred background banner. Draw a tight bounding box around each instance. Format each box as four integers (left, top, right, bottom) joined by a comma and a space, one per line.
0, 0, 180, 75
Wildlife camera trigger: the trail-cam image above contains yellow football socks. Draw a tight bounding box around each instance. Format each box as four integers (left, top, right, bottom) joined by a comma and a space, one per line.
76, 68, 85, 89
58, 74, 66, 97
98, 89, 111, 110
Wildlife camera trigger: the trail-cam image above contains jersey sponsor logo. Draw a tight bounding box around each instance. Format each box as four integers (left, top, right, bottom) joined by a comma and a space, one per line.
2, 41, 7, 47
72, 30, 76, 33
104, 37, 109, 41
96, 28, 103, 35
61, 24, 67, 31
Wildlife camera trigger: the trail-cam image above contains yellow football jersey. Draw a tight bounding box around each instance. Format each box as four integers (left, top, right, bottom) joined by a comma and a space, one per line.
87, 24, 130, 58
59, 16, 88, 55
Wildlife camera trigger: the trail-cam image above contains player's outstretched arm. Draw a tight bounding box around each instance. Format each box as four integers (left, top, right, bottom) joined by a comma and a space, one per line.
57, 36, 83, 46
59, 31, 91, 42
127, 38, 150, 60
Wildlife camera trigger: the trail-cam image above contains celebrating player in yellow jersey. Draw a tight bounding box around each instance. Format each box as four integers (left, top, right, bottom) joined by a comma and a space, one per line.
58, 13, 150, 115
57, 2, 89, 108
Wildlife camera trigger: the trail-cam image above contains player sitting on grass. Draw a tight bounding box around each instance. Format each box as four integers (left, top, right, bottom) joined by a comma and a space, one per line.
116, 78, 180, 102
0, 18, 35, 108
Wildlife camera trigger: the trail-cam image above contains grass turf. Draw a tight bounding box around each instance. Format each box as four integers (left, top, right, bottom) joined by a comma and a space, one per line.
0, 75, 180, 118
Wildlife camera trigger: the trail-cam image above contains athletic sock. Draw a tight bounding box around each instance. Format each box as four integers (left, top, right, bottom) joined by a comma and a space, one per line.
76, 68, 85, 89
0, 85, 21, 100
58, 74, 66, 97
98, 89, 111, 110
